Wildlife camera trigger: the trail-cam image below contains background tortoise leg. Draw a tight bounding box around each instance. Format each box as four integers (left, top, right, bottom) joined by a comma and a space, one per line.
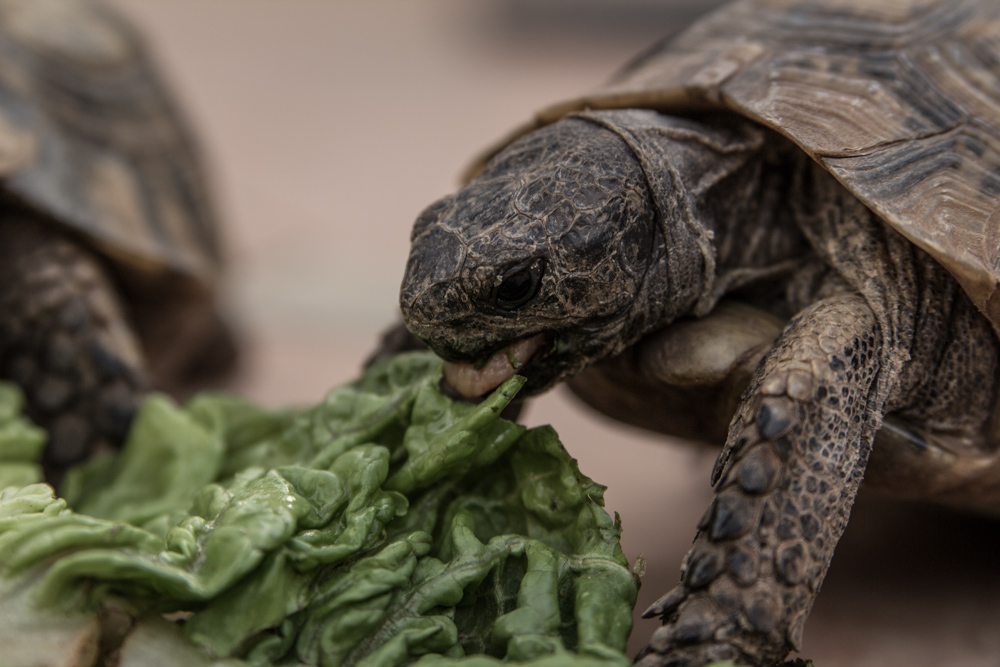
638, 293, 883, 667
0, 217, 149, 478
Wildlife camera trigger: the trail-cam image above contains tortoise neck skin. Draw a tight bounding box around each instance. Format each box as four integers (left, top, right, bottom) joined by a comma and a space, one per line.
399, 110, 793, 395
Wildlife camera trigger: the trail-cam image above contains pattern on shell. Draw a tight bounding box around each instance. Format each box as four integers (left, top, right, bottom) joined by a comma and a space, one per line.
469, 0, 1000, 333
0, 0, 219, 284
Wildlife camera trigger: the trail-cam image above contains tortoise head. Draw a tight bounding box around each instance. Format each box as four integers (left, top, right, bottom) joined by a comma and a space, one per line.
399, 111, 717, 397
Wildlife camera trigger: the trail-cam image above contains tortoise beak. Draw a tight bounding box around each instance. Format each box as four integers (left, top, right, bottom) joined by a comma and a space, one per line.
442, 334, 547, 398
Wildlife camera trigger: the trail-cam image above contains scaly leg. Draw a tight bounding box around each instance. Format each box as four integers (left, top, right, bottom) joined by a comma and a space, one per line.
637, 292, 883, 666
0, 217, 149, 478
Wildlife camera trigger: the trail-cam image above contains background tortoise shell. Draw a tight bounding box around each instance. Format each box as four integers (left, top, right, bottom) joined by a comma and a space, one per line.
468, 0, 1000, 336
0, 0, 219, 289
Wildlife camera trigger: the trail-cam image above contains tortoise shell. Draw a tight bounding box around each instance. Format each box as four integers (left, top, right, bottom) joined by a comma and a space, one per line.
468, 0, 1000, 334
0, 0, 219, 287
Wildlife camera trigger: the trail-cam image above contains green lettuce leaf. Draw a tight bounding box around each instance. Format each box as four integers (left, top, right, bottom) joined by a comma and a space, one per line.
0, 352, 639, 667
0, 384, 46, 488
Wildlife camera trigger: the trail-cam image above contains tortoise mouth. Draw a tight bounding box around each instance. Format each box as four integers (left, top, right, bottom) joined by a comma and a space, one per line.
442, 334, 548, 398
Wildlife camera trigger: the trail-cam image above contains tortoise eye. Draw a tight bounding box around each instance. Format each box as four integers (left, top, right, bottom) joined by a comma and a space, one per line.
493, 259, 544, 310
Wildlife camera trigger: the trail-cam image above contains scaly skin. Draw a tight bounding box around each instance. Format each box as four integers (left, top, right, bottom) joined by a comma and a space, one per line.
397, 109, 1000, 665
400, 110, 801, 395
0, 215, 149, 478
637, 294, 880, 666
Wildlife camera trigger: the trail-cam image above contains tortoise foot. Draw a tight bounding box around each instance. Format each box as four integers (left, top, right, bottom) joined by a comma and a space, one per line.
637, 294, 883, 667
0, 217, 149, 479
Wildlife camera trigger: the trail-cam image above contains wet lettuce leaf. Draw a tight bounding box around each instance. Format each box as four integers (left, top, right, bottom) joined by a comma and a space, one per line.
0, 352, 639, 666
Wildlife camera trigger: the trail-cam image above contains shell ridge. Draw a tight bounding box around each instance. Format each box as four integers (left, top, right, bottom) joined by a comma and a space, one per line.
0, 0, 219, 284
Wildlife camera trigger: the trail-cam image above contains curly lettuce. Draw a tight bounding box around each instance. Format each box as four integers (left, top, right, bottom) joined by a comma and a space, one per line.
0, 352, 639, 667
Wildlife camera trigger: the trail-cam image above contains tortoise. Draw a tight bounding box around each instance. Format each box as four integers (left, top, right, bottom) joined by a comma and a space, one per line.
393, 0, 1000, 664
0, 0, 234, 478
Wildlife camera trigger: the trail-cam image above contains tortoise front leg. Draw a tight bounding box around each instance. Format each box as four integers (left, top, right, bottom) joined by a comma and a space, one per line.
638, 293, 882, 667
0, 217, 149, 480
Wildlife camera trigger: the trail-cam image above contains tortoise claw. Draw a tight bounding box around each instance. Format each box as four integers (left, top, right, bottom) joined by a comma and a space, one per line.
642, 584, 687, 619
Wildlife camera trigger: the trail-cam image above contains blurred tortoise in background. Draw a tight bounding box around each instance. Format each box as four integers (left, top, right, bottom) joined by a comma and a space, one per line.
392, 0, 1000, 664
0, 0, 235, 478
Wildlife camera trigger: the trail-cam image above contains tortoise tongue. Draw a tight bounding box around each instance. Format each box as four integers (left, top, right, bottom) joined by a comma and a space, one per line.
443, 334, 546, 398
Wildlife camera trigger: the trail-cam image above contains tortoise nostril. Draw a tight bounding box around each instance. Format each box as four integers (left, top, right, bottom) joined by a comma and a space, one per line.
442, 286, 465, 311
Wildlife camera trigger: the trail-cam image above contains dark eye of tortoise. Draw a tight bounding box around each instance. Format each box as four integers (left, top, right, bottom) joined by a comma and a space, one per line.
493, 258, 544, 311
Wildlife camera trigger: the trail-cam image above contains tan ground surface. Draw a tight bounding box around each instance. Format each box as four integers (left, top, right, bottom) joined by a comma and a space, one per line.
107, 2, 1000, 665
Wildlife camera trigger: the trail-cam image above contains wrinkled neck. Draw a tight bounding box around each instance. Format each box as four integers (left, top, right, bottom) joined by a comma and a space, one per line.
706, 138, 812, 311
573, 109, 777, 329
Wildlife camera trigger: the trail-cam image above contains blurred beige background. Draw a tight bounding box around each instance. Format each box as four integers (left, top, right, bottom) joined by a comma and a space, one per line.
106, 2, 1000, 665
